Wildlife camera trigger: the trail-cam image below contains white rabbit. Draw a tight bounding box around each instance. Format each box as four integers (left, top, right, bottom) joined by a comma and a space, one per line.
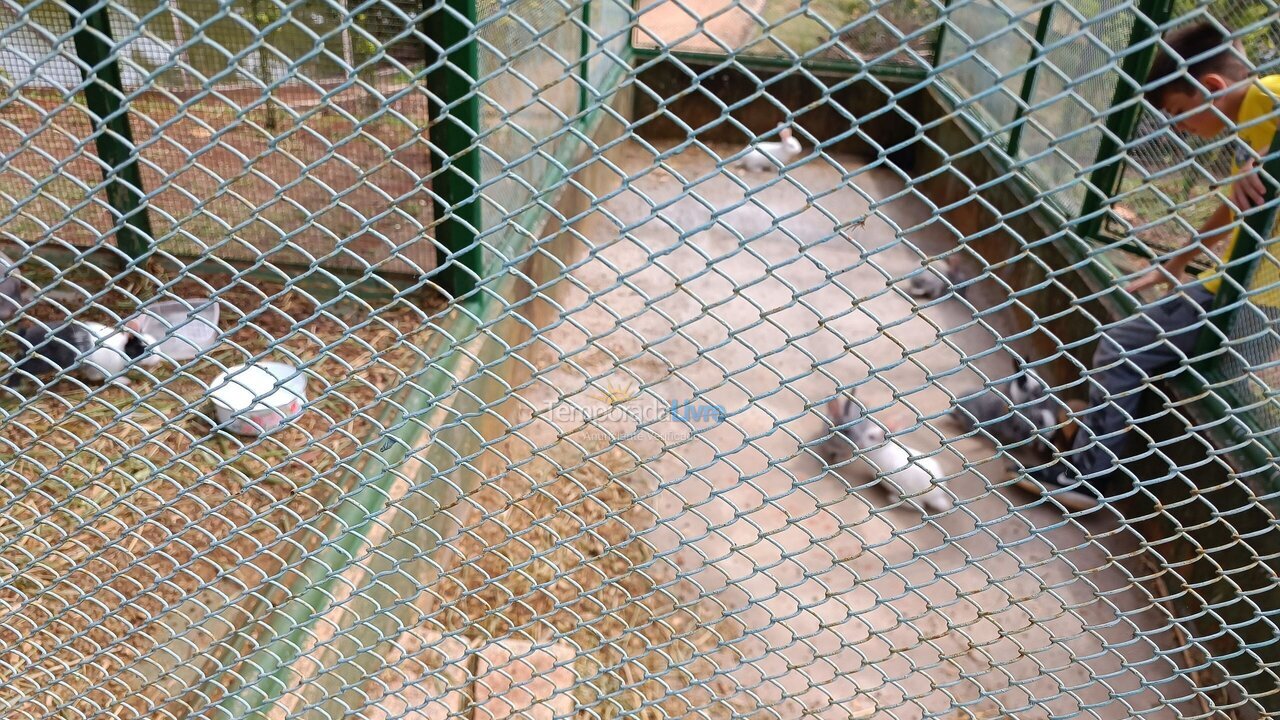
905, 255, 970, 301
9, 317, 161, 389
845, 416, 953, 515
735, 125, 803, 173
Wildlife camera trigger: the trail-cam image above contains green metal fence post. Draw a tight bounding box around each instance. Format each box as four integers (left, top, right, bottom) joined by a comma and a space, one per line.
1075, 0, 1173, 241
929, 0, 963, 70
1007, 3, 1055, 158
66, 0, 154, 261
628, 0, 639, 55
580, 0, 593, 114
427, 0, 483, 298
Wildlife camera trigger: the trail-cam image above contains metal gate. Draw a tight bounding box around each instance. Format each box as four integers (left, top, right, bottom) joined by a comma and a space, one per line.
0, 0, 1276, 718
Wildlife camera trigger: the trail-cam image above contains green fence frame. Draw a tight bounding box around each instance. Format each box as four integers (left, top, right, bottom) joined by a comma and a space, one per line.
60, 0, 486, 295
427, 0, 484, 300
43, 1, 1280, 712
1075, 0, 1175, 241
58, 0, 1197, 298
927, 0, 1177, 244
66, 0, 155, 262
188, 4, 632, 716
1005, 3, 1056, 158
1195, 134, 1280, 364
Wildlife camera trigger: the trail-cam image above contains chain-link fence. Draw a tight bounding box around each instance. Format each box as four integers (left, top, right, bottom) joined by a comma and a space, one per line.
0, 0, 1278, 718
630, 0, 939, 68
1111, 1, 1280, 251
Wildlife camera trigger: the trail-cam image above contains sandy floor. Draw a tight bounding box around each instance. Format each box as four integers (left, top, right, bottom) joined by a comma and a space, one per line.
508, 141, 1199, 720
633, 0, 765, 52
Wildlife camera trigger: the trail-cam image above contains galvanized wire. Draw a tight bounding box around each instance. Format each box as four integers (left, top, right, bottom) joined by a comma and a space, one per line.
0, 0, 1276, 720
1113, 3, 1280, 249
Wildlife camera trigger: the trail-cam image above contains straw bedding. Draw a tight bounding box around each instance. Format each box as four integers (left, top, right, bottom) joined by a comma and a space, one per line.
0, 279, 442, 718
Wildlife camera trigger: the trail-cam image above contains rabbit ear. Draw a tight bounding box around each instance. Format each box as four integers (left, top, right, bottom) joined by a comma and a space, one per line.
125, 316, 154, 340
827, 394, 854, 422
827, 397, 843, 421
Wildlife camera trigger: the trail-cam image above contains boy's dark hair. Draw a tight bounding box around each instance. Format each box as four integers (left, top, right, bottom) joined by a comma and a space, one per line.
1146, 21, 1251, 107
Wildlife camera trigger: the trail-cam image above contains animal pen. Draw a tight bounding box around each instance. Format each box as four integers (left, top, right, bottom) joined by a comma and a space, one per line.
0, 0, 1277, 718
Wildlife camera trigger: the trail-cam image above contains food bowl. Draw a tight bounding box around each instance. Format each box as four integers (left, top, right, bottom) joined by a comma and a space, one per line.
209, 361, 307, 436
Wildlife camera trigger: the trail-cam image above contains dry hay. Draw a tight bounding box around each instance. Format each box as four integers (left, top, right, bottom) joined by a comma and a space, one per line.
411, 435, 745, 720
0, 280, 443, 718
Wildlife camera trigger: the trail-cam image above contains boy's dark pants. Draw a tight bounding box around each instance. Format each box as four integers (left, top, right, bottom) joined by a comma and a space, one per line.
1065, 286, 1216, 489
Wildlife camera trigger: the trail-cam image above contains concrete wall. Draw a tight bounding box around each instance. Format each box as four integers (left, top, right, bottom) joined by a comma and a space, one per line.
630, 56, 924, 169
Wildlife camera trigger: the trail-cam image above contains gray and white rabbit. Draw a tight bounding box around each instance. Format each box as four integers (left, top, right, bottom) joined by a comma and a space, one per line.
1011, 369, 1064, 461
736, 125, 803, 172
950, 386, 1013, 438
905, 255, 970, 301
9, 317, 161, 388
0, 252, 31, 323
951, 369, 1061, 463
821, 394, 952, 515
1008, 369, 1059, 438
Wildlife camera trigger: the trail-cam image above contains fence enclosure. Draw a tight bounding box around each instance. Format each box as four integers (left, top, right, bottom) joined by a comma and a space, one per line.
0, 0, 1277, 719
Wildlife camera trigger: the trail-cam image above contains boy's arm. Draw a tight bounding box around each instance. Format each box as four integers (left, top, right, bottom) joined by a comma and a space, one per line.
1125, 158, 1267, 294
1125, 203, 1233, 293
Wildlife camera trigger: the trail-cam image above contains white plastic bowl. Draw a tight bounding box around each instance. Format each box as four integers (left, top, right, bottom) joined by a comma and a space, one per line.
209, 361, 307, 436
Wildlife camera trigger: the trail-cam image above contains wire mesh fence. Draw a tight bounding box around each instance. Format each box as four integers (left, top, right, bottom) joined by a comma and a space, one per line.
1111, 0, 1280, 251
630, 0, 939, 67
0, 0, 435, 273
0, 0, 1277, 719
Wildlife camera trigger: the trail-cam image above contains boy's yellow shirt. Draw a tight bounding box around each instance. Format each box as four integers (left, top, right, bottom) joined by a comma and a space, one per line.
1200, 74, 1280, 299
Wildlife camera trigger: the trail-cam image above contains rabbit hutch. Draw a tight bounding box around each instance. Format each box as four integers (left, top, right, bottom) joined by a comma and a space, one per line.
0, 0, 1277, 719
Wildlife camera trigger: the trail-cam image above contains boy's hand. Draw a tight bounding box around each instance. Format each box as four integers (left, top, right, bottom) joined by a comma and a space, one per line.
1123, 164, 1262, 297
1232, 158, 1267, 211
1125, 250, 1195, 294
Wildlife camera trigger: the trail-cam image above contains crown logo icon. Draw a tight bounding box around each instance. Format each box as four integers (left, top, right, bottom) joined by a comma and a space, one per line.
593, 378, 638, 407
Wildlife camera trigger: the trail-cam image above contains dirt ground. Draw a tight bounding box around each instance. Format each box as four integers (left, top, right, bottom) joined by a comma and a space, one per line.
0, 82, 434, 275
506, 141, 1203, 720
632, 0, 933, 63
633, 0, 766, 53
